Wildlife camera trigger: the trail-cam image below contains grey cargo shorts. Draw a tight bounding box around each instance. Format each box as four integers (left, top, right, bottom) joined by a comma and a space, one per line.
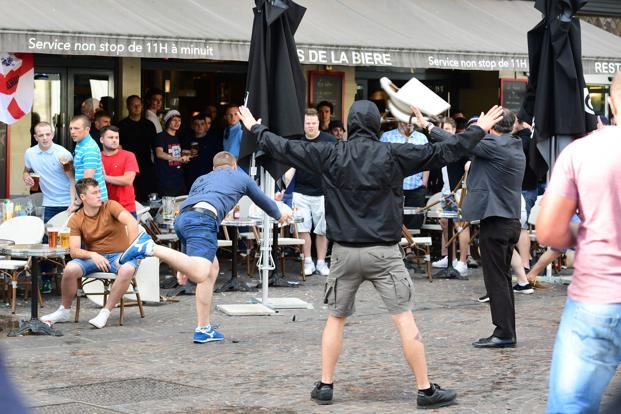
323, 242, 414, 317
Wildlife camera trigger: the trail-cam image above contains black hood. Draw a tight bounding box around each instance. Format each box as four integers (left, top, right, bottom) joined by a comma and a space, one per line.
346, 100, 381, 141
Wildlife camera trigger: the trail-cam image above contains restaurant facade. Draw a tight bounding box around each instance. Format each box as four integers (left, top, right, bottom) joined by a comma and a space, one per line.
2, 0, 621, 197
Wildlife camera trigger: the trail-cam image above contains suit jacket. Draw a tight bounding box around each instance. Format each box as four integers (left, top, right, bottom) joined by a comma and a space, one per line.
460, 133, 525, 222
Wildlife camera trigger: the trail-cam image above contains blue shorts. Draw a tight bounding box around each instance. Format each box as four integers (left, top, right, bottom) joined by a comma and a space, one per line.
174, 210, 219, 262
69, 252, 138, 276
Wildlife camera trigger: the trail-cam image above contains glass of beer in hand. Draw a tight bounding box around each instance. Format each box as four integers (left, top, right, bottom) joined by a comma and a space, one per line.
59, 155, 71, 173
30, 173, 40, 192
47, 227, 59, 248
190, 141, 199, 156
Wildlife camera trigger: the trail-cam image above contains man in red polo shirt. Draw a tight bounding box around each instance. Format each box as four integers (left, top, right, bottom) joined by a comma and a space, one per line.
100, 125, 139, 217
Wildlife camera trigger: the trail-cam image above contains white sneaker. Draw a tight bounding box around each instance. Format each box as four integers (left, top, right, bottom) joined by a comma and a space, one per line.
304, 261, 316, 276
316, 262, 330, 276
453, 260, 469, 276
40, 306, 71, 324
89, 309, 110, 329
432, 256, 448, 268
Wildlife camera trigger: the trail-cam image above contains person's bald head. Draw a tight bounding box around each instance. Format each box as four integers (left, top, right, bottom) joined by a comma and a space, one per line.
609, 72, 621, 119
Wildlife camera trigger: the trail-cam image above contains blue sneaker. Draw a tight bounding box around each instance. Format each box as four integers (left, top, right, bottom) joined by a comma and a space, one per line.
193, 326, 225, 343
119, 231, 154, 264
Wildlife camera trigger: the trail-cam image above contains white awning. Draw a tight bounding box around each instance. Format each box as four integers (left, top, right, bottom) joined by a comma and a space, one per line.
1, 0, 620, 74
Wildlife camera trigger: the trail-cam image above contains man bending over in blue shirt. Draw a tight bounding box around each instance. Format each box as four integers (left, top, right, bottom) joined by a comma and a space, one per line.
119, 151, 289, 342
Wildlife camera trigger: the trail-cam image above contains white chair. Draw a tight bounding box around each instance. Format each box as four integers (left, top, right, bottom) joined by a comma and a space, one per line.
44, 211, 73, 289
76, 270, 146, 326
75, 225, 158, 325
0, 216, 45, 313
47, 210, 70, 228
135, 201, 150, 217
400, 224, 433, 281
236, 196, 258, 242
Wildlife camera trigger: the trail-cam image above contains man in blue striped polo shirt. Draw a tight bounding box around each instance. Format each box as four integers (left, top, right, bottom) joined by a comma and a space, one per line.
70, 115, 108, 204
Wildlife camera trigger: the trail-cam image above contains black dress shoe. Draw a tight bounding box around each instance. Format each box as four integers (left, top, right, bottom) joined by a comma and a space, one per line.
472, 335, 516, 348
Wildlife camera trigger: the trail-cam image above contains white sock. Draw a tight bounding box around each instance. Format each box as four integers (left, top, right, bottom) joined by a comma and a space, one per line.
317, 260, 326, 267
100, 308, 111, 316
196, 325, 211, 331
304, 257, 314, 264
518, 281, 529, 286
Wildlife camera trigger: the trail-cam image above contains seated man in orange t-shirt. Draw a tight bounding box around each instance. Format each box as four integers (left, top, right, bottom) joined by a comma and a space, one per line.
41, 178, 141, 329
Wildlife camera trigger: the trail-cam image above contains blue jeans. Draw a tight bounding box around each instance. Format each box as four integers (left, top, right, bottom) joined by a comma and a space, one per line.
43, 206, 68, 224
547, 298, 621, 413
69, 252, 138, 276
521, 189, 537, 219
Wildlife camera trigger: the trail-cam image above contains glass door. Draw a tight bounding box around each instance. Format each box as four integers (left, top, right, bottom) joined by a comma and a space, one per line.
68, 69, 115, 121
33, 69, 67, 147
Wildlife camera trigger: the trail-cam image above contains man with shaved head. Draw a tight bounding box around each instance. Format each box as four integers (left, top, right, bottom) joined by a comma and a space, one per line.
538, 71, 621, 413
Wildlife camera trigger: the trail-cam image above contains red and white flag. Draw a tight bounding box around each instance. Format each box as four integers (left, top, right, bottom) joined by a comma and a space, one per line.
0, 53, 34, 125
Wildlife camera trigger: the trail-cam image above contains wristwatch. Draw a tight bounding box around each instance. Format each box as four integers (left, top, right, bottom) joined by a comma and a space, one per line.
425, 122, 435, 133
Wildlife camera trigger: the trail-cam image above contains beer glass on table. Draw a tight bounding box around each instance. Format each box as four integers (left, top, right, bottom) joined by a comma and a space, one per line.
47, 227, 59, 248
59, 228, 70, 249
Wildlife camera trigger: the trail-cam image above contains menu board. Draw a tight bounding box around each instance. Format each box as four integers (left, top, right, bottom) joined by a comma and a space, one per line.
500, 78, 528, 113
309, 71, 344, 120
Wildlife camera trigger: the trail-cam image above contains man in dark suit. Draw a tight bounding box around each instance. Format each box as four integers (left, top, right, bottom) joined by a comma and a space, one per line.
460, 109, 525, 348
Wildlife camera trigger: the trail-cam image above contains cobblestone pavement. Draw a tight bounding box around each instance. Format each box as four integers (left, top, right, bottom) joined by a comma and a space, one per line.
1, 263, 620, 413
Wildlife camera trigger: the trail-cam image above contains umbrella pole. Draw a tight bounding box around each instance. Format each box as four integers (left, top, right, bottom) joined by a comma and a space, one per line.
545, 136, 555, 279
260, 167, 275, 305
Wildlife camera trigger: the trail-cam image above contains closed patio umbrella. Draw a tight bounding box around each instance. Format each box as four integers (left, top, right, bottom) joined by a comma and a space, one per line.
519, 0, 597, 177
238, 0, 306, 179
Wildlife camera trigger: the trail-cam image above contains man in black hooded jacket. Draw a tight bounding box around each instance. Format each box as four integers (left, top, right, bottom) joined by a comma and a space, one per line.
239, 101, 503, 409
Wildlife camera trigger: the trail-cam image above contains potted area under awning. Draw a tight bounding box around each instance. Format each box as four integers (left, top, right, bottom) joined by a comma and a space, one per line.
1, 0, 621, 74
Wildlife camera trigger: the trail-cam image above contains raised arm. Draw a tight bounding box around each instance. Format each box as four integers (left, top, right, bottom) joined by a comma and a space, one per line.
238, 106, 330, 175
393, 125, 487, 176
395, 105, 503, 174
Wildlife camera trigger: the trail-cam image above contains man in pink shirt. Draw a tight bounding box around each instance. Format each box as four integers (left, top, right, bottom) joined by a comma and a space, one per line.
538, 72, 621, 413
100, 125, 140, 217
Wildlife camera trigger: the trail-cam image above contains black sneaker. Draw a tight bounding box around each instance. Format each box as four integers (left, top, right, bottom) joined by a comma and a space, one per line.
513, 283, 534, 294
417, 383, 457, 409
310, 382, 333, 405
477, 294, 489, 303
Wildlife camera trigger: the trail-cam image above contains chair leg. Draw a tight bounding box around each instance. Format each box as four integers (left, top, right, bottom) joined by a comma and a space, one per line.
11, 273, 17, 314
425, 246, 433, 282
38, 286, 44, 308
75, 279, 81, 323
300, 253, 305, 281
119, 297, 124, 326
132, 279, 145, 318
279, 255, 285, 277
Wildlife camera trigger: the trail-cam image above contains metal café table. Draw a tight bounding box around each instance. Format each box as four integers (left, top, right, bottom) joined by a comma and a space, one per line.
216, 218, 260, 292
425, 210, 467, 280
2, 243, 69, 336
